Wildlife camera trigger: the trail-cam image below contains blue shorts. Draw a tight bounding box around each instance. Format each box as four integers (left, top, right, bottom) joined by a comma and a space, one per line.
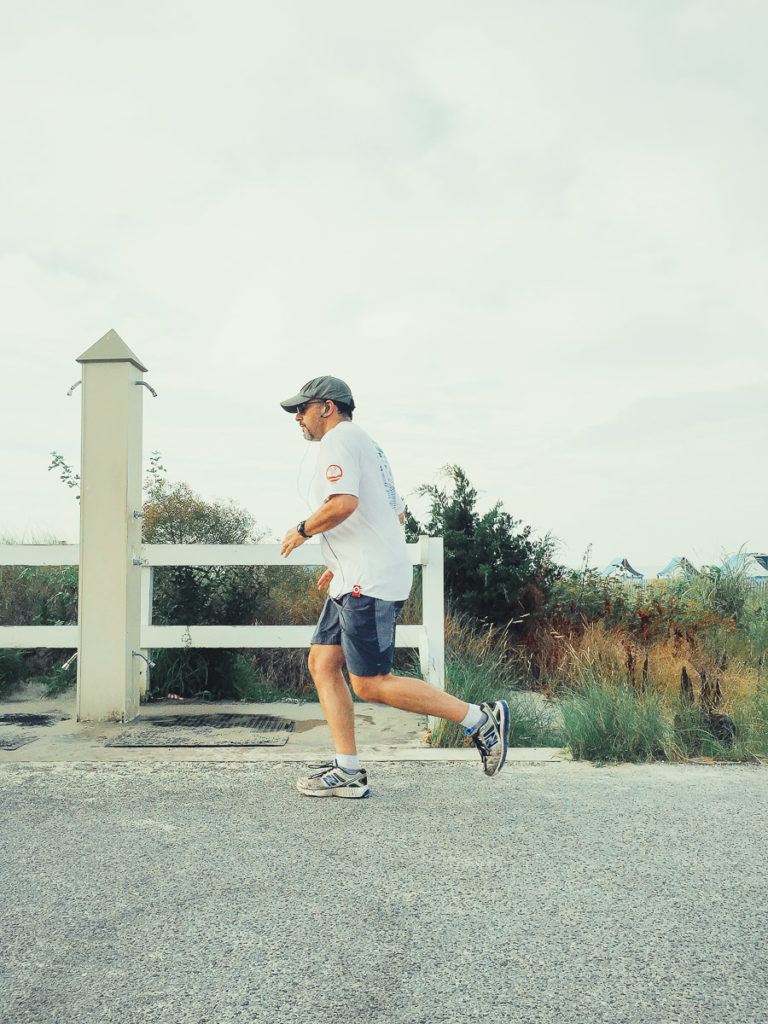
311, 594, 405, 678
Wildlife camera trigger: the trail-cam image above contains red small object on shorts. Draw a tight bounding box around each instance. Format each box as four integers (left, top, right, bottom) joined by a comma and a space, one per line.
352, 585, 362, 597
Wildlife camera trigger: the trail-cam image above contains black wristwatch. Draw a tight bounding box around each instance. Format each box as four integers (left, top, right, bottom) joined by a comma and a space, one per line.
297, 520, 311, 538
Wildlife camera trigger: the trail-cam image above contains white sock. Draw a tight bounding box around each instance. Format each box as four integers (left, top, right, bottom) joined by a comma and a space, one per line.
335, 753, 361, 774
460, 704, 488, 733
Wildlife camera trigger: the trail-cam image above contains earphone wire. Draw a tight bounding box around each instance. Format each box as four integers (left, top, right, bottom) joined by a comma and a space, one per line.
295, 435, 347, 597
296, 442, 315, 511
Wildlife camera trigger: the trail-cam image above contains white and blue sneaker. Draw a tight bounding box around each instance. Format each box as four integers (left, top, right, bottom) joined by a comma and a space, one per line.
467, 701, 510, 776
296, 760, 371, 799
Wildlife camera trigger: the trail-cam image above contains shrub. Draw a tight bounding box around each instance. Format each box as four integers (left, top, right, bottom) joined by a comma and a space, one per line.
553, 669, 768, 764
729, 689, 768, 760
542, 545, 633, 628
671, 690, 768, 763
411, 465, 558, 626
559, 676, 669, 764
40, 662, 77, 697
229, 654, 303, 703
0, 650, 24, 698
142, 466, 274, 701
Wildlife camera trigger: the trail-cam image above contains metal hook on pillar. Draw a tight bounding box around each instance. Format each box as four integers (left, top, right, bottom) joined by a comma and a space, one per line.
134, 381, 158, 397
132, 651, 156, 669
66, 380, 82, 396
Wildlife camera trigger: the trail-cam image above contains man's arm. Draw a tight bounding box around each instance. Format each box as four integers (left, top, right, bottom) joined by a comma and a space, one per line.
281, 494, 359, 557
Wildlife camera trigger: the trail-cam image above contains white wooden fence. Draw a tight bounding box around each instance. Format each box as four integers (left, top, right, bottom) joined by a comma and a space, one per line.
0, 537, 444, 686
1, 329, 445, 722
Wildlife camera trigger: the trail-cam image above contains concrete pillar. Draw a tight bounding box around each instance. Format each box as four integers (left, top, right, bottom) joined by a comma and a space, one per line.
75, 330, 147, 722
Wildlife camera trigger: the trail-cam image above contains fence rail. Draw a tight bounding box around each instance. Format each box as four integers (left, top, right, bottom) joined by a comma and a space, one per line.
0, 540, 444, 696
0, 545, 78, 567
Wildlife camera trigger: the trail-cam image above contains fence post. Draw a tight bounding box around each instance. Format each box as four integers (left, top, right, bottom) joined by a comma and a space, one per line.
75, 330, 147, 722
419, 535, 445, 732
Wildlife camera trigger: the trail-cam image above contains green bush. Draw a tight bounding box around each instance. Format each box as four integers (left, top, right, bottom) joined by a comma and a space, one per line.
142, 467, 273, 701
671, 691, 768, 763
229, 654, 299, 703
670, 700, 712, 757
411, 465, 558, 627
730, 690, 768, 760
0, 650, 24, 698
0, 563, 78, 629
40, 662, 77, 697
145, 648, 214, 700
559, 677, 669, 764
543, 546, 633, 628
557, 674, 768, 764
144, 476, 268, 628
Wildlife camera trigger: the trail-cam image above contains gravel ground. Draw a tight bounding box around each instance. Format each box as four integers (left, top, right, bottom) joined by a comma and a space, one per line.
1, 760, 767, 1024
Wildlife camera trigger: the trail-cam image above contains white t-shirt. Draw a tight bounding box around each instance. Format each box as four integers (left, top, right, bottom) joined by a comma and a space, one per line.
310, 421, 413, 601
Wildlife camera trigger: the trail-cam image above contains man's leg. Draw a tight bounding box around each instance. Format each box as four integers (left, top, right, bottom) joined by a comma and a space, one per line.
307, 644, 357, 754
349, 670, 509, 776
339, 596, 470, 722
348, 671, 468, 722
341, 597, 509, 777
298, 644, 370, 798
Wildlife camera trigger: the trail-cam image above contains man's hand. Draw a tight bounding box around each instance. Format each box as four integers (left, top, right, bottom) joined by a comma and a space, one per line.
317, 569, 334, 590
281, 528, 306, 558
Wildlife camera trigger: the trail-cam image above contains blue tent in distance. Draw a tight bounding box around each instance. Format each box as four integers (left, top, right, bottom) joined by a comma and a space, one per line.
601, 557, 643, 580
657, 557, 699, 579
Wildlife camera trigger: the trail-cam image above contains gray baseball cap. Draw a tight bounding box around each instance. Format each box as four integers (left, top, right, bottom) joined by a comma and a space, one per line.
280, 375, 356, 413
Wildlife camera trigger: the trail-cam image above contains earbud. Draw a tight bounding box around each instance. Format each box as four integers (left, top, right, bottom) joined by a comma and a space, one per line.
320, 403, 331, 418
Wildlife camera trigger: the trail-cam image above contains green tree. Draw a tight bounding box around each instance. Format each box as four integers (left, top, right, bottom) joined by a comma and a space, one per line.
411, 465, 558, 625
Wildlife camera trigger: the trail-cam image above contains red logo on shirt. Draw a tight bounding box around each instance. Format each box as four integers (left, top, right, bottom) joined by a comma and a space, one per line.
326, 465, 343, 483
352, 585, 362, 597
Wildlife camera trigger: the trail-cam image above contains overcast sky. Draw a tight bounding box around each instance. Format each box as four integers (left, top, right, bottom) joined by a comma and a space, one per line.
2, 0, 766, 573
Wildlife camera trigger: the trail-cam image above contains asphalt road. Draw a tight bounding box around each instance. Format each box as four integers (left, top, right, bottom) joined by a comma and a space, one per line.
2, 760, 766, 1024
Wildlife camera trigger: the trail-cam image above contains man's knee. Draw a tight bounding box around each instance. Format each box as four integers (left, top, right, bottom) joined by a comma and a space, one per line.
350, 672, 390, 701
308, 644, 344, 679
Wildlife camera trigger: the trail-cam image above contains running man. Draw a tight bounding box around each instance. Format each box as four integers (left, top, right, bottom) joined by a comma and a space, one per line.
280, 376, 510, 798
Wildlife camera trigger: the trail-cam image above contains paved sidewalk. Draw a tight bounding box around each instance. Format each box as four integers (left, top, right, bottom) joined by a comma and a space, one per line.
0, 690, 566, 764
2, 758, 767, 1024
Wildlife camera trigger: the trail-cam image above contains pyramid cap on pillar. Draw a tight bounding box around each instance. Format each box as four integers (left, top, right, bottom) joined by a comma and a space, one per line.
77, 329, 148, 372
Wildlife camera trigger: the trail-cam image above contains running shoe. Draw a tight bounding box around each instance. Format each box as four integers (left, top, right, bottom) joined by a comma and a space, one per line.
467, 700, 510, 776
296, 760, 370, 799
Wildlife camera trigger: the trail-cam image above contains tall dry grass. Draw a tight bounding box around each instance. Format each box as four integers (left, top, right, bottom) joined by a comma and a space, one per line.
537, 620, 760, 712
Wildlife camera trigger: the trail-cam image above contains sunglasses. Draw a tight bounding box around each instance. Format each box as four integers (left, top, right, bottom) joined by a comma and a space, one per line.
296, 400, 324, 415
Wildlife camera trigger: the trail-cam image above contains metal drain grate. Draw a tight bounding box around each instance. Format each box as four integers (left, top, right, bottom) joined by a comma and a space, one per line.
142, 714, 294, 731
0, 712, 70, 727
0, 735, 39, 750
105, 713, 295, 748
